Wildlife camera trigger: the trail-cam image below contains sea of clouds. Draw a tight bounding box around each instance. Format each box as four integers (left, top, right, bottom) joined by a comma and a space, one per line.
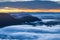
0, 25, 60, 40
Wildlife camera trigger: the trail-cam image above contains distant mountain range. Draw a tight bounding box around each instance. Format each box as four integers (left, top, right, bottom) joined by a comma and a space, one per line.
0, 1, 60, 9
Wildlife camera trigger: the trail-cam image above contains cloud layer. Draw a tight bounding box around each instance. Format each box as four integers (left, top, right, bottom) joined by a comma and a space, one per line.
0, 1, 60, 9
0, 0, 60, 2
0, 0, 33, 2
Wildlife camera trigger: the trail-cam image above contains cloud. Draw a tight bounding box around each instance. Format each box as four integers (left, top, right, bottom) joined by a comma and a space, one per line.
39, 0, 60, 1
0, 0, 34, 2
49, 0, 60, 1
0, 1, 60, 9
19, 0, 34, 1
17, 0, 33, 1
0, 25, 60, 40
0, 0, 60, 2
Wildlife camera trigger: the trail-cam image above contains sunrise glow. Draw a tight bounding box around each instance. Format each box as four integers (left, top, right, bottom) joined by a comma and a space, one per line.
0, 7, 60, 13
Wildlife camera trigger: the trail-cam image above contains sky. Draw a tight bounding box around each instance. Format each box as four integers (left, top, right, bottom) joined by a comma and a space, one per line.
0, 0, 60, 12
0, 0, 60, 2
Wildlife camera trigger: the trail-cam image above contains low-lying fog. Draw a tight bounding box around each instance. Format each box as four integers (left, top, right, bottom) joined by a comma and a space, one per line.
0, 24, 60, 40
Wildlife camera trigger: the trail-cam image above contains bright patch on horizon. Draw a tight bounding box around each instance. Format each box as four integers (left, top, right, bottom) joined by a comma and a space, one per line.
0, 7, 60, 13
49, 0, 60, 4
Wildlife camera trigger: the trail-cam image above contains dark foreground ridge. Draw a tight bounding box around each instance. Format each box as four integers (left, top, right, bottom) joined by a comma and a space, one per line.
0, 13, 41, 28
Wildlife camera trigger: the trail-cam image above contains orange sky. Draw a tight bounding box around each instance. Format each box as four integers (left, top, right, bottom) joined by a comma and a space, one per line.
0, 7, 60, 13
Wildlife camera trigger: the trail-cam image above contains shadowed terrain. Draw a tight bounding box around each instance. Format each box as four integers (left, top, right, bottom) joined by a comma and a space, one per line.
0, 13, 41, 28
